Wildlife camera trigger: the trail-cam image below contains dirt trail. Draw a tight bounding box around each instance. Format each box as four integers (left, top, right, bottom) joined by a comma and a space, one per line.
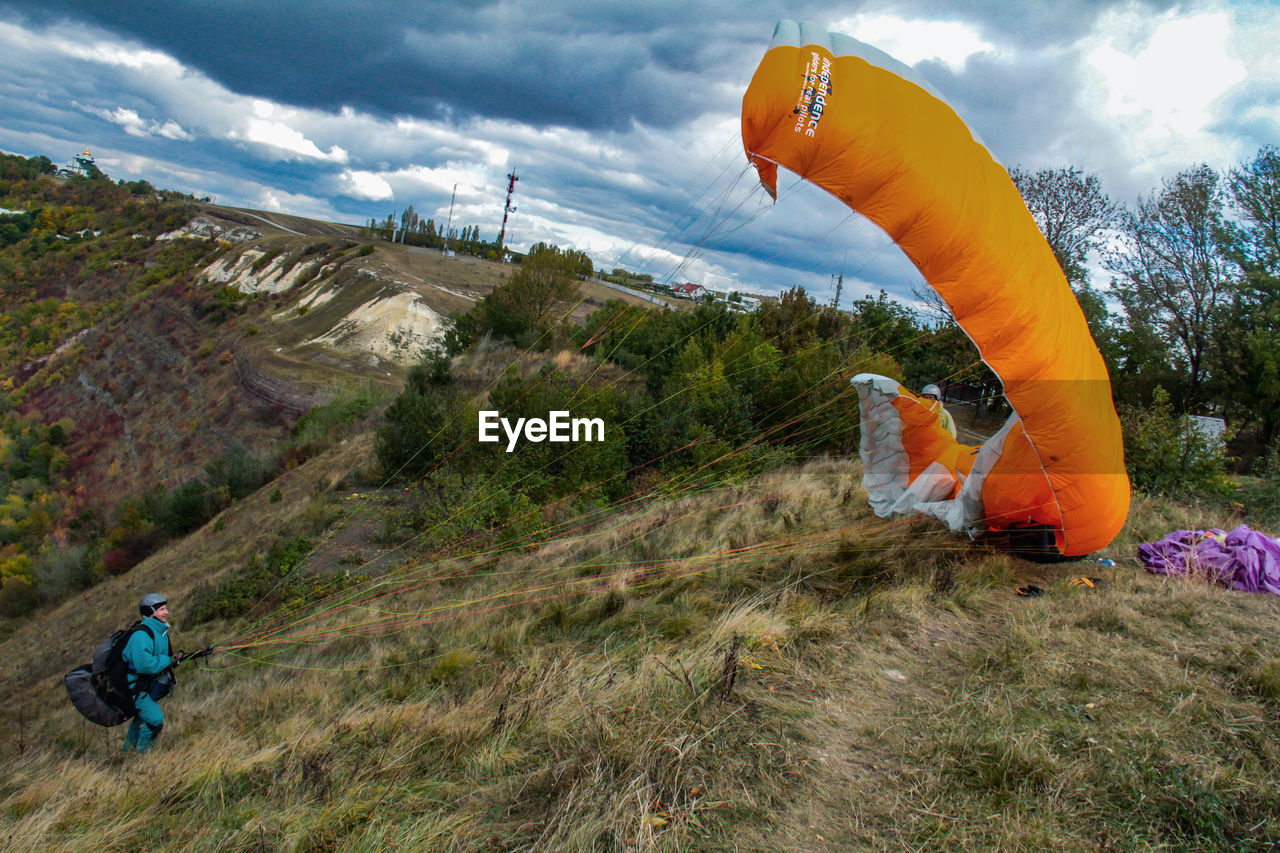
767, 614, 986, 851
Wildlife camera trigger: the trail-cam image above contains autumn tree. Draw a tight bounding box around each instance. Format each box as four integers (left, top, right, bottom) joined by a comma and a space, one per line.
447, 242, 583, 349
1213, 147, 1280, 441
1107, 164, 1233, 407
1010, 165, 1118, 287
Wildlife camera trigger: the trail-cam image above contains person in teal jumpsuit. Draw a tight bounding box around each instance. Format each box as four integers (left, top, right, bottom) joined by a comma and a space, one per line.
122, 593, 174, 753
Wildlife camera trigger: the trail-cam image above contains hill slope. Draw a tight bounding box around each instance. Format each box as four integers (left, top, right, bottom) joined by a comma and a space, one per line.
2, 438, 1280, 850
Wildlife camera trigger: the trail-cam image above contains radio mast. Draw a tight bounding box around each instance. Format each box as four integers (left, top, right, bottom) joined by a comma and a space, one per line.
497, 170, 518, 257
831, 252, 847, 310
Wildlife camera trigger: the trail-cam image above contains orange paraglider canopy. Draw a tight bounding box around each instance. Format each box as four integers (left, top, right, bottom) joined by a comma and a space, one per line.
742, 21, 1128, 557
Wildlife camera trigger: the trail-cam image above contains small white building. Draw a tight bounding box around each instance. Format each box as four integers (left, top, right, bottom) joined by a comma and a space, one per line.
1188, 415, 1227, 450
672, 283, 705, 299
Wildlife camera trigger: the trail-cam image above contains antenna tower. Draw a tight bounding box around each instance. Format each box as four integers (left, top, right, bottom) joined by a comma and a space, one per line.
831, 252, 847, 310
497, 170, 519, 255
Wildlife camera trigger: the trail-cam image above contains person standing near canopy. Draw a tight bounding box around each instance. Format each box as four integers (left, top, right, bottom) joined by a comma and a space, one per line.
920, 384, 957, 439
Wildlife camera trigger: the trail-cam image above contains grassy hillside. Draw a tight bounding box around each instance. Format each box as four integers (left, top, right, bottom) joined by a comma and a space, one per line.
2, 432, 1279, 850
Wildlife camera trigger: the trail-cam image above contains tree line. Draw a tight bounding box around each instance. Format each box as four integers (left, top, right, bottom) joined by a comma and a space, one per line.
364, 204, 504, 260
1009, 147, 1280, 452
377, 149, 1280, 557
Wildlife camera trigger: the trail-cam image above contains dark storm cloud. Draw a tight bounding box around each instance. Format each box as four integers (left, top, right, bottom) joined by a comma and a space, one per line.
886, 0, 1179, 50
0, 0, 782, 131
6, 0, 1149, 134
2, 0, 1273, 302
0, 0, 1176, 178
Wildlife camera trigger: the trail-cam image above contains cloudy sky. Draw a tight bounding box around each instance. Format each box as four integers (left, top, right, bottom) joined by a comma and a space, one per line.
1, 0, 1277, 306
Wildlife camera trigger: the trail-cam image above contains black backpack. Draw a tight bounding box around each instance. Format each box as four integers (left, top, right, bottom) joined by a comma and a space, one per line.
65, 621, 156, 727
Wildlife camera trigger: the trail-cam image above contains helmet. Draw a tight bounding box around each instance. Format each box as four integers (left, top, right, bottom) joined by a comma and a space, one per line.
921, 384, 942, 400
139, 593, 167, 617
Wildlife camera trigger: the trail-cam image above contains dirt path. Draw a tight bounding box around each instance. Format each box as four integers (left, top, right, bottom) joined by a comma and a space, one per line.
765, 613, 983, 851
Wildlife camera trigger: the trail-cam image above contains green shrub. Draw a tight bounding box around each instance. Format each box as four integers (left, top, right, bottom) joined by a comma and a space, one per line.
1120, 387, 1232, 495
375, 385, 467, 481
35, 543, 92, 599
156, 478, 213, 536
292, 389, 382, 446
186, 535, 370, 625
396, 470, 546, 551
249, 244, 285, 273
0, 574, 38, 616
203, 446, 268, 502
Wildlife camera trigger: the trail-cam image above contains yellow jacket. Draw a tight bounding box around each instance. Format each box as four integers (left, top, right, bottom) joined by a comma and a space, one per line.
927, 400, 957, 439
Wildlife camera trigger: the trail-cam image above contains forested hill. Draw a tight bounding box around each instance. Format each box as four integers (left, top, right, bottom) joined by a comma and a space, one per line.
0, 150, 520, 619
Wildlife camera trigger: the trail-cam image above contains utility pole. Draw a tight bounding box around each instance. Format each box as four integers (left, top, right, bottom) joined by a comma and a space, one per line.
497, 170, 518, 257
443, 184, 456, 256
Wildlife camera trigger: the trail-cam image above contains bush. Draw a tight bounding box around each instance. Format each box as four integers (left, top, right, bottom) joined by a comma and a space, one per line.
0, 574, 38, 616
1121, 387, 1232, 495
185, 535, 368, 625
291, 389, 382, 446
35, 543, 92, 599
203, 446, 268, 502
375, 385, 468, 481
185, 536, 312, 623
156, 478, 213, 535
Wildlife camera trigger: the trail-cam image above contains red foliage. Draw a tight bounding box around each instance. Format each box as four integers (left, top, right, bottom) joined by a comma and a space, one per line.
102, 547, 135, 575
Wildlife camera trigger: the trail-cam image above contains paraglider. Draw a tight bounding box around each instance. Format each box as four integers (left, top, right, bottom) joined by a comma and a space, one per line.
741, 20, 1129, 558
64, 593, 215, 753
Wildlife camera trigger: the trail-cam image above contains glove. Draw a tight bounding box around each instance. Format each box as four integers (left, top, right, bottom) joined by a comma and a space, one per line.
173, 649, 187, 666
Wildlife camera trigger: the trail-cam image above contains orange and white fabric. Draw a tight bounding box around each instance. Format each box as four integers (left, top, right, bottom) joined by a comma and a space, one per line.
744, 21, 1129, 556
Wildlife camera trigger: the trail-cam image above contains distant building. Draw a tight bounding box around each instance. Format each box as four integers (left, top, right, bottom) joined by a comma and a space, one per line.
1188, 415, 1227, 450
56, 150, 104, 179
672, 283, 705, 299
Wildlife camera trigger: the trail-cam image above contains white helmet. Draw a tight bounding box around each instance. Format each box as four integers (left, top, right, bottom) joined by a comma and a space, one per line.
921, 384, 942, 399
139, 593, 167, 617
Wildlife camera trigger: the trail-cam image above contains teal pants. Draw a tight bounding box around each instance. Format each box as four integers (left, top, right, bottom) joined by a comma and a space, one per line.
123, 693, 164, 753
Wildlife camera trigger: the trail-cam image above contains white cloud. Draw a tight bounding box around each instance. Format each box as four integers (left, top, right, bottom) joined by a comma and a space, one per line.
155, 120, 193, 141
253, 185, 340, 220
338, 169, 394, 200
826, 13, 997, 70
82, 105, 194, 141
34, 27, 178, 72
260, 189, 285, 211
236, 117, 348, 163
1086, 10, 1246, 140
1076, 5, 1258, 193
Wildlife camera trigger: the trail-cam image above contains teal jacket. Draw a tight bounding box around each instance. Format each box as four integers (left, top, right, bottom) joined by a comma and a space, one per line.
123, 616, 172, 690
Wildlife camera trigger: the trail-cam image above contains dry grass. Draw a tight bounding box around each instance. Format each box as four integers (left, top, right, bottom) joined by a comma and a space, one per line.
4, 453, 1280, 851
